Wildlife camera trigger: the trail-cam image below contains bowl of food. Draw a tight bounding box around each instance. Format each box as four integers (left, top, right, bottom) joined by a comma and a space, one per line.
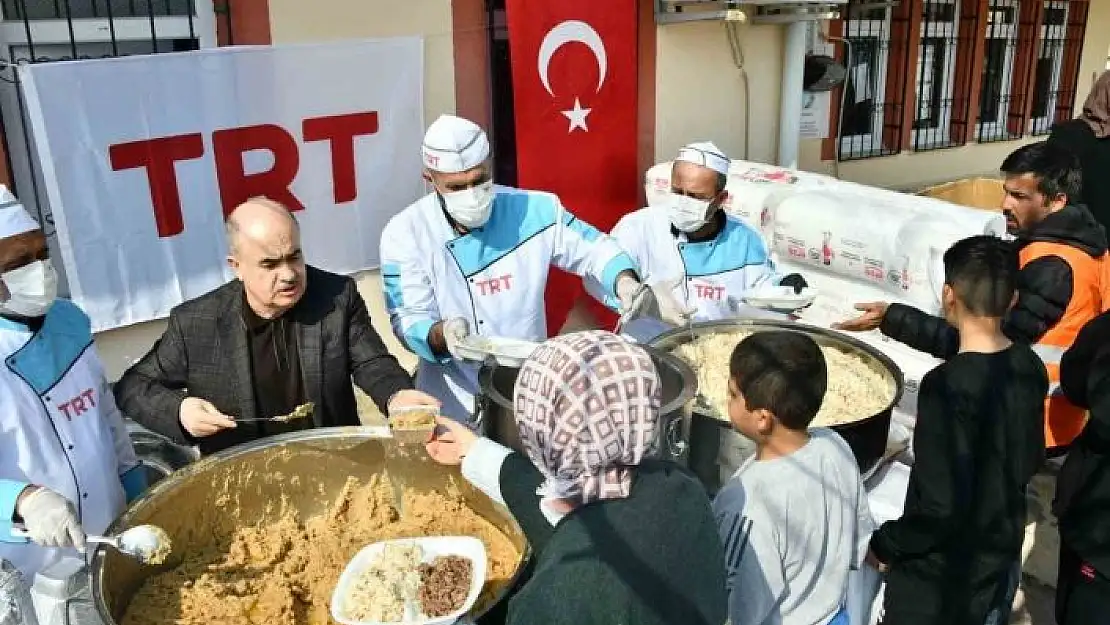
91, 427, 528, 625
389, 406, 440, 446
651, 320, 903, 493
331, 536, 486, 625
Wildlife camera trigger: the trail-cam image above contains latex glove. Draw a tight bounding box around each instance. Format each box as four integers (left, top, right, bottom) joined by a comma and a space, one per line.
15, 487, 86, 552
179, 397, 237, 438
650, 278, 697, 326
442, 317, 471, 359
615, 274, 661, 324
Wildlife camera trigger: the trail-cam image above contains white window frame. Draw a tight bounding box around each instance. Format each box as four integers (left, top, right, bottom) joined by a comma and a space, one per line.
976, 0, 1019, 140
912, 0, 961, 148
1029, 0, 1069, 134
838, 8, 893, 159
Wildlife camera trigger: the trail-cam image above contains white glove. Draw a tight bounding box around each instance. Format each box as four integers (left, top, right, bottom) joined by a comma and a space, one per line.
615, 274, 661, 325
650, 278, 697, 326
442, 317, 471, 359
15, 487, 86, 552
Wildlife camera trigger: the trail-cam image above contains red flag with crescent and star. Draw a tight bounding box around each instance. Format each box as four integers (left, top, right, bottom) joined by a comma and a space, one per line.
504, 0, 640, 335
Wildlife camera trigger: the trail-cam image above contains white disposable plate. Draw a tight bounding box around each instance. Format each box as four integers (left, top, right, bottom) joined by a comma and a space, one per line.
454, 335, 540, 367
742, 287, 818, 311
331, 536, 487, 625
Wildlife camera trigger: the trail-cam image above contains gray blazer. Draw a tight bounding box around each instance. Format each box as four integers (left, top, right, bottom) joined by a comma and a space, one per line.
114, 266, 413, 455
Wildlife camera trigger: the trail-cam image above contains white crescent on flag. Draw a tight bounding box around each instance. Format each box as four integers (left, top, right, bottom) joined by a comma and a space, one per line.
537, 20, 608, 133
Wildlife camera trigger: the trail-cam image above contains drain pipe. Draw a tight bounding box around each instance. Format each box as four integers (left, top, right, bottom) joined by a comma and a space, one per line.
778, 20, 808, 168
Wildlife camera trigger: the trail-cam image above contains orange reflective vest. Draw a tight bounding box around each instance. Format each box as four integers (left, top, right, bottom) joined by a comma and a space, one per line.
1019, 241, 1110, 449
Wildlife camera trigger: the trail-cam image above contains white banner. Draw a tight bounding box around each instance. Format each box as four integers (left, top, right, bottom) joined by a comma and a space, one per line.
20, 39, 425, 332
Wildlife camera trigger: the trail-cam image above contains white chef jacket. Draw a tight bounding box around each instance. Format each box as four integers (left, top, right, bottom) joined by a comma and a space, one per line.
596, 206, 780, 324
0, 300, 143, 578
380, 186, 637, 422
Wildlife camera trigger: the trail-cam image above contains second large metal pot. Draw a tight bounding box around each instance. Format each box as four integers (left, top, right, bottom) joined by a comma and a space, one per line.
476, 345, 699, 463
651, 320, 905, 494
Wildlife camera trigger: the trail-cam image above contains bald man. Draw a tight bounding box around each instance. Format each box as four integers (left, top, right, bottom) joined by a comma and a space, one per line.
115, 197, 437, 455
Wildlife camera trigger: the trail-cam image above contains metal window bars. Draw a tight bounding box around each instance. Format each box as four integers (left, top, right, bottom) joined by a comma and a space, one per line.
1030, 0, 1069, 134
976, 0, 1021, 143
0, 0, 228, 251
838, 2, 906, 160
1029, 0, 1087, 135
911, 0, 978, 151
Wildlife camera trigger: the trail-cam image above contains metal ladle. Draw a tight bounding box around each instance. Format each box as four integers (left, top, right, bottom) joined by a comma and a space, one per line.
12, 524, 172, 565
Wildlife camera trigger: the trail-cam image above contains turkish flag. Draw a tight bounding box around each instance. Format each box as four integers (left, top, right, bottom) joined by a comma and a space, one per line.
505, 0, 640, 335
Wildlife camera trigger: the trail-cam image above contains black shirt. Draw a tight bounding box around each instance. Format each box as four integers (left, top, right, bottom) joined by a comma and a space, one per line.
872, 345, 1047, 625
242, 300, 309, 437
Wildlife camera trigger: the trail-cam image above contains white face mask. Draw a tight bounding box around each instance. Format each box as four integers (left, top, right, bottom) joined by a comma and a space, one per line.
0, 259, 58, 318
441, 181, 495, 228
668, 193, 713, 233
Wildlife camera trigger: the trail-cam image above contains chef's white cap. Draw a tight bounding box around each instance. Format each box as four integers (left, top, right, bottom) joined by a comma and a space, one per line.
421, 114, 491, 173
676, 142, 730, 175
0, 186, 38, 239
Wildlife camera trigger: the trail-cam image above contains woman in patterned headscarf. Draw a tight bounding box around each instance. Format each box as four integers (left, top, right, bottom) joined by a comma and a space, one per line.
1049, 70, 1110, 232
426, 330, 726, 625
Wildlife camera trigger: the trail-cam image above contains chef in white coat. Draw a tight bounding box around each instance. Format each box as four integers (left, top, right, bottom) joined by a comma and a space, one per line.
0, 193, 145, 578
381, 115, 664, 423
597, 142, 807, 336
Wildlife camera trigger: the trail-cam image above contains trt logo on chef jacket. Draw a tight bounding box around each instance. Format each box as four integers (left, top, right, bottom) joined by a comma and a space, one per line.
693, 282, 726, 301
475, 274, 513, 296
56, 388, 96, 421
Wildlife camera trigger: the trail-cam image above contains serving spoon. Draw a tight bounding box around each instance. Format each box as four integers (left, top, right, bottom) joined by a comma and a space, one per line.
235, 402, 315, 424
12, 524, 173, 565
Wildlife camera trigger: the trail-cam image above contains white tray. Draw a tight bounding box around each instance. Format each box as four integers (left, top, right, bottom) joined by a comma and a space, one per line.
743, 287, 818, 311
330, 536, 487, 625
454, 336, 539, 367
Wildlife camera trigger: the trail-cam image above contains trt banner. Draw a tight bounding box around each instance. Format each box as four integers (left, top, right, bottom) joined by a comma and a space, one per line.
504, 0, 640, 333
19, 39, 425, 331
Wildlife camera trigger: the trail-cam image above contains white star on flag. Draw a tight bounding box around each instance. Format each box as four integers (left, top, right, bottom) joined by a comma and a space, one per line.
561, 98, 592, 132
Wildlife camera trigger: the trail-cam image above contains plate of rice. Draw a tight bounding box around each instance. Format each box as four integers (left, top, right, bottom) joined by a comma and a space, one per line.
330, 536, 487, 625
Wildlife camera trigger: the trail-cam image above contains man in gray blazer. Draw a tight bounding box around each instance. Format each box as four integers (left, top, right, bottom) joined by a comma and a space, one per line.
114, 197, 438, 456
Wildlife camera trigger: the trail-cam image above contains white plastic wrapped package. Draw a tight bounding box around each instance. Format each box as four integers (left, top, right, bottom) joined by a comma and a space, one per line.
770, 190, 1007, 312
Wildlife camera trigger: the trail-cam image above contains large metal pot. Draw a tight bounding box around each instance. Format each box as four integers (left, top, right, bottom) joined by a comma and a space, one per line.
476, 345, 699, 463
651, 320, 905, 494
89, 427, 529, 625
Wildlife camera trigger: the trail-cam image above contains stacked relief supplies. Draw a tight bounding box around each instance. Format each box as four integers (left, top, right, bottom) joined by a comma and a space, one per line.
645, 159, 1008, 421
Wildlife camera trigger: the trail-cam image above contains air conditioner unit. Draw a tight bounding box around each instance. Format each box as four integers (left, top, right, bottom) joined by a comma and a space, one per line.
656, 0, 845, 24
656, 0, 899, 24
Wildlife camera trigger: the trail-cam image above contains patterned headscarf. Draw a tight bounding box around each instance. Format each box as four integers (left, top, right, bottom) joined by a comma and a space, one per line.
1082, 70, 1110, 139
513, 331, 662, 505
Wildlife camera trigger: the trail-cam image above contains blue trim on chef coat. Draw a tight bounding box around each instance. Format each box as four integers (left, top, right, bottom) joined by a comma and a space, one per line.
381, 264, 403, 312
4, 299, 93, 396
0, 479, 30, 544
680, 216, 771, 278
404, 319, 441, 364
600, 252, 638, 301
381, 264, 448, 364
448, 191, 560, 278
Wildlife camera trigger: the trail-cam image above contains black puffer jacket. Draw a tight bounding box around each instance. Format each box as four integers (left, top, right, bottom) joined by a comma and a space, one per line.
1049, 119, 1110, 234
880, 204, 1108, 360
1056, 311, 1110, 575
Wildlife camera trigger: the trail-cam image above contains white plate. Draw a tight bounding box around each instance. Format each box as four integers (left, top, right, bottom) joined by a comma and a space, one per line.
454, 336, 540, 367
742, 287, 818, 311
331, 536, 487, 625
